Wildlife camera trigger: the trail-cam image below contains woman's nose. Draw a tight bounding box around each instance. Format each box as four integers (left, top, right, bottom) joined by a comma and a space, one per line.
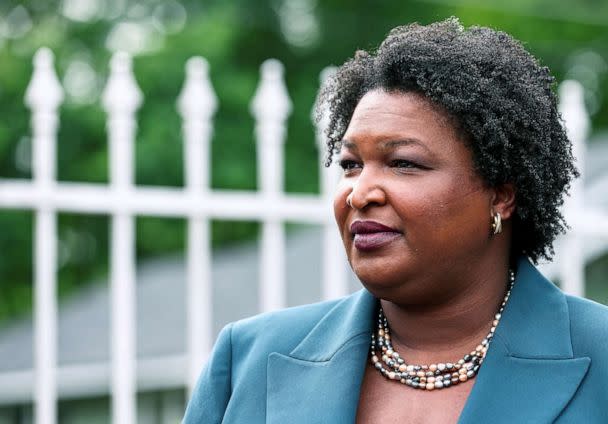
346, 169, 387, 210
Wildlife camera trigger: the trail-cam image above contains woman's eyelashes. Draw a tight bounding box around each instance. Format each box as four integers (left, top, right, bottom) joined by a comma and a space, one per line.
338, 157, 427, 175
338, 159, 361, 172
390, 159, 425, 170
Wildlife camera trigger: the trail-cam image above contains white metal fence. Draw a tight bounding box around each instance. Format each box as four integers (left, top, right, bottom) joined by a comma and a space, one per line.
0, 48, 607, 424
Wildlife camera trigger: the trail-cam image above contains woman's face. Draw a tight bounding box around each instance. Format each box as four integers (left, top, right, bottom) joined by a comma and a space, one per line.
334, 89, 498, 302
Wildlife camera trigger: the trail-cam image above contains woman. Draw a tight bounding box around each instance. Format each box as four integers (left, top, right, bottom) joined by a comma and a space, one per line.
183, 18, 608, 423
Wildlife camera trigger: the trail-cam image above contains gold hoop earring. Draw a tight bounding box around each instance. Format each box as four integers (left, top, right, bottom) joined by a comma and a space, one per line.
491, 212, 502, 235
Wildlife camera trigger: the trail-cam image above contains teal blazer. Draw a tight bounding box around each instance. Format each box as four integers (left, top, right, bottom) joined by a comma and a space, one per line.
184, 258, 608, 423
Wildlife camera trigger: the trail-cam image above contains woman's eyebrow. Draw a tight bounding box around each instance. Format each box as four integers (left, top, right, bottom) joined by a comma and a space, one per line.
340, 140, 358, 151
340, 138, 431, 155
379, 138, 429, 153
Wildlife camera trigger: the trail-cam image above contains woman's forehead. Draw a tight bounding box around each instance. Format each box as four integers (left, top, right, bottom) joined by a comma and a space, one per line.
342, 89, 461, 150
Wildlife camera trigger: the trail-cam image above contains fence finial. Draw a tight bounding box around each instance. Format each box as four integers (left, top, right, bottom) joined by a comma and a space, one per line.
250, 59, 292, 126
177, 57, 217, 120
25, 47, 64, 112
102, 52, 143, 115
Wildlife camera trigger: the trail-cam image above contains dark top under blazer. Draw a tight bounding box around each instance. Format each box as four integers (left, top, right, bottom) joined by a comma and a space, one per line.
183, 257, 608, 423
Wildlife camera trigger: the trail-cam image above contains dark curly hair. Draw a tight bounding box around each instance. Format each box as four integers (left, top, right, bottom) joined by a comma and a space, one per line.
315, 17, 578, 264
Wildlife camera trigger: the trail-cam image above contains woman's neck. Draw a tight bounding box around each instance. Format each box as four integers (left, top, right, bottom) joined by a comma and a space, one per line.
379, 264, 511, 364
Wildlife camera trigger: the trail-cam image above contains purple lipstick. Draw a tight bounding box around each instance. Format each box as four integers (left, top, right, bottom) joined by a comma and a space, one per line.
350, 220, 401, 252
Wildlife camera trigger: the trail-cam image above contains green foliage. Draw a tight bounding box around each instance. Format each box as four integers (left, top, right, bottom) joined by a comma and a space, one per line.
1, 0, 607, 322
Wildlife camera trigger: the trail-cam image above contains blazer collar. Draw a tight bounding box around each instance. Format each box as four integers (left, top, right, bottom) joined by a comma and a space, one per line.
266, 288, 376, 423
266, 257, 590, 423
458, 257, 590, 423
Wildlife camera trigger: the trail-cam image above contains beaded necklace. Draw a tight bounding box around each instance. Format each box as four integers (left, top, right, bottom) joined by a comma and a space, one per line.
370, 270, 515, 391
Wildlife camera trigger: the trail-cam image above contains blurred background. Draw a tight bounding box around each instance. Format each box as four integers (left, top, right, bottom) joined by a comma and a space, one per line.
0, 0, 607, 423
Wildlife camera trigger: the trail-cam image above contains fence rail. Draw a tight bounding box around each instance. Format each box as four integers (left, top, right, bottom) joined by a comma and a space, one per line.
0, 47, 606, 424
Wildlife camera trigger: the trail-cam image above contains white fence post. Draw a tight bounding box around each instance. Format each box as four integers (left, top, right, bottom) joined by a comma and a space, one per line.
558, 80, 589, 297
177, 57, 217, 392
251, 59, 292, 312
313, 67, 349, 300
25, 47, 63, 424
102, 52, 142, 424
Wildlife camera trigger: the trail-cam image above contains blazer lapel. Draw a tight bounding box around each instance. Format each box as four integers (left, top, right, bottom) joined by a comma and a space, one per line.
458, 258, 591, 423
266, 290, 376, 424
267, 258, 591, 423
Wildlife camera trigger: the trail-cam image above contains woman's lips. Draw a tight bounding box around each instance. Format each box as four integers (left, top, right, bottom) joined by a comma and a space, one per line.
353, 232, 401, 251
350, 220, 401, 251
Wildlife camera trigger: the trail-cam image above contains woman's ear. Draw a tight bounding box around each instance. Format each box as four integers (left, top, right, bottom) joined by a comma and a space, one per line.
491, 183, 516, 220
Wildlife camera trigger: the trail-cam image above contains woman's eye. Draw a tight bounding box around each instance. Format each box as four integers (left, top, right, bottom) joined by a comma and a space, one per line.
338, 159, 361, 171
391, 159, 419, 169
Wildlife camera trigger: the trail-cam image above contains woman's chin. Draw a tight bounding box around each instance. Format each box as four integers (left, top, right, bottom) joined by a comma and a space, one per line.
353, 267, 407, 295
350, 251, 412, 279
350, 259, 422, 300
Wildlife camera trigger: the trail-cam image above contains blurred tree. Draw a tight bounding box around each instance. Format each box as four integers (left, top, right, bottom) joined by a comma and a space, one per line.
1, 0, 607, 323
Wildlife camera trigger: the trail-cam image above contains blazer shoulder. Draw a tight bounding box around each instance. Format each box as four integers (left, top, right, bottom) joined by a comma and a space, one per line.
229, 294, 350, 357
566, 294, 608, 356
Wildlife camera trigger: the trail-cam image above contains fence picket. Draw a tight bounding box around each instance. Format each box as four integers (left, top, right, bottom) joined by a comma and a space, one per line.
177, 57, 217, 392
314, 67, 349, 300
25, 47, 63, 424
251, 59, 292, 312
558, 80, 589, 297
102, 52, 142, 424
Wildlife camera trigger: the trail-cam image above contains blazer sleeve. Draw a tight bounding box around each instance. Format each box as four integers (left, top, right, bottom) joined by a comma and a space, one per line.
183, 323, 233, 424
